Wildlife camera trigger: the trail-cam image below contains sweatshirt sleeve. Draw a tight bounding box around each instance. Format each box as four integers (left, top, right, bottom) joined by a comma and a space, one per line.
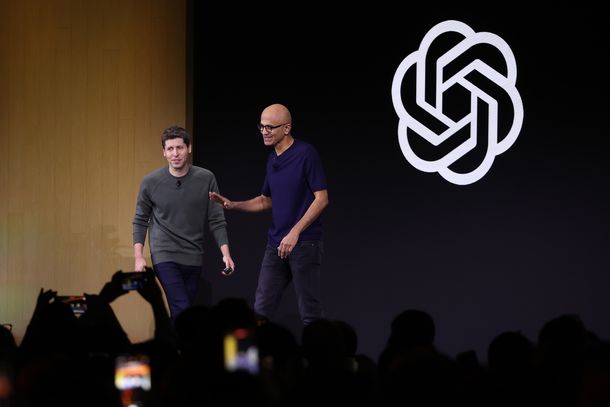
133, 180, 152, 245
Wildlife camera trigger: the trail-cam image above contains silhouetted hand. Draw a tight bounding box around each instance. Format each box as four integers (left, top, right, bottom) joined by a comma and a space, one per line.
136, 267, 163, 307
135, 267, 173, 344
81, 293, 107, 320
98, 270, 129, 304
80, 292, 131, 353
33, 288, 57, 318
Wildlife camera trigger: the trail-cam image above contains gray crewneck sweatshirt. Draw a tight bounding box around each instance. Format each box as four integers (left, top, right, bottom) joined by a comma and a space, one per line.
133, 165, 228, 266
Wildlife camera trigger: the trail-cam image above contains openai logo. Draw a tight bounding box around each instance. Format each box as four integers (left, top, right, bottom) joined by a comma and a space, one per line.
392, 20, 523, 185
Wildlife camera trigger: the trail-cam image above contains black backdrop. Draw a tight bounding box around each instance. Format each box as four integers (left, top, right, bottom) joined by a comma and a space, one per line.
191, 2, 609, 362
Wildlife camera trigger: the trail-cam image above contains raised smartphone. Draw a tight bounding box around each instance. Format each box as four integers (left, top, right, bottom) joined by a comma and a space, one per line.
120, 272, 149, 291
223, 328, 259, 375
115, 353, 151, 407
56, 295, 87, 315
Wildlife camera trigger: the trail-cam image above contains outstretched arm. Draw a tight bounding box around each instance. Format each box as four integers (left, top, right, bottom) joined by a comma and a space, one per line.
278, 189, 329, 258
209, 191, 272, 213
136, 267, 173, 345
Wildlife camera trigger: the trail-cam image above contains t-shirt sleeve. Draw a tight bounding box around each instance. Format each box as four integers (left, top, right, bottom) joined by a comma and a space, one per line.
261, 174, 270, 197
305, 146, 327, 192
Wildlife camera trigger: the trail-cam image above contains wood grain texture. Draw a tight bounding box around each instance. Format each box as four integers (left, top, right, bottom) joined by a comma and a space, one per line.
0, 0, 186, 344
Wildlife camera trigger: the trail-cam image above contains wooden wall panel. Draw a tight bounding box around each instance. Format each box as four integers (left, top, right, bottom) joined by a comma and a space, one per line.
0, 0, 186, 343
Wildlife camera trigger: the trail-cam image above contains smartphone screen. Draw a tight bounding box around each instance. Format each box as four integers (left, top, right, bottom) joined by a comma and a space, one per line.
115, 354, 151, 407
121, 272, 148, 291
223, 328, 259, 375
56, 295, 87, 316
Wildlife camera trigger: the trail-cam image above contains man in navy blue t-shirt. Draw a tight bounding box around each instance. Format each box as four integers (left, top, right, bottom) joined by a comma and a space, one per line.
209, 103, 329, 325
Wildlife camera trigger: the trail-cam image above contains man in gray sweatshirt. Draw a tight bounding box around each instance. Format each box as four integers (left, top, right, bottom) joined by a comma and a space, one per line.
132, 126, 235, 320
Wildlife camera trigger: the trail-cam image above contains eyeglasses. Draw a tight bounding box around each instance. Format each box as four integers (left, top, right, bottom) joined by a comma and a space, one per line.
257, 123, 287, 132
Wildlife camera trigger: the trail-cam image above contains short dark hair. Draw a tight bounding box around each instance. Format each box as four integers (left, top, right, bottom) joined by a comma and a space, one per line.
161, 126, 191, 148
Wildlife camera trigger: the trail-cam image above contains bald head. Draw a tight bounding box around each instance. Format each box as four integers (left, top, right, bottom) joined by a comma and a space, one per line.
262, 104, 292, 126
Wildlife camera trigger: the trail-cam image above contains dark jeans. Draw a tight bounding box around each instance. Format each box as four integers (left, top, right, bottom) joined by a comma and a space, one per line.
254, 240, 324, 325
153, 261, 202, 320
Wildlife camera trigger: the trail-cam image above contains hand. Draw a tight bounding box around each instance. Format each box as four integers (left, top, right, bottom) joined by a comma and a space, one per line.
98, 270, 129, 303
82, 293, 105, 317
134, 257, 147, 272
137, 267, 163, 306
221, 255, 236, 276
278, 230, 299, 259
37, 287, 57, 305
209, 191, 232, 209
34, 288, 57, 316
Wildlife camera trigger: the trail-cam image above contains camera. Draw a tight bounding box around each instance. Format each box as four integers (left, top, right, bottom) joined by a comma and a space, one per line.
121, 272, 149, 291
56, 295, 87, 315
223, 328, 259, 374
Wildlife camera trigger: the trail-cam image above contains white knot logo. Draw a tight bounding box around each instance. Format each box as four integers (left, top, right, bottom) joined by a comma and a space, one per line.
391, 20, 524, 185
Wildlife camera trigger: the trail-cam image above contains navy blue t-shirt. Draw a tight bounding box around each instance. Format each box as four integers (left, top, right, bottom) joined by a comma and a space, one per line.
262, 139, 327, 247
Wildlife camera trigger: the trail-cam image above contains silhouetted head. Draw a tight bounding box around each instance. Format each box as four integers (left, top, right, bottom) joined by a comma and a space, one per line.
488, 330, 533, 373
0, 325, 16, 354
388, 309, 435, 349
174, 305, 210, 354
302, 319, 347, 370
538, 314, 586, 363
257, 321, 300, 370
332, 320, 358, 356
211, 297, 257, 332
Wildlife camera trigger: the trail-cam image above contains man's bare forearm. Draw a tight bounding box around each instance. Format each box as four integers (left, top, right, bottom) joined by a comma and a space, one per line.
291, 189, 328, 234
228, 195, 272, 212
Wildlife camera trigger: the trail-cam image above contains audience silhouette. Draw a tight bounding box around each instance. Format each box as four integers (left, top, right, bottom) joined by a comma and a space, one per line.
485, 330, 536, 407
3, 276, 610, 407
